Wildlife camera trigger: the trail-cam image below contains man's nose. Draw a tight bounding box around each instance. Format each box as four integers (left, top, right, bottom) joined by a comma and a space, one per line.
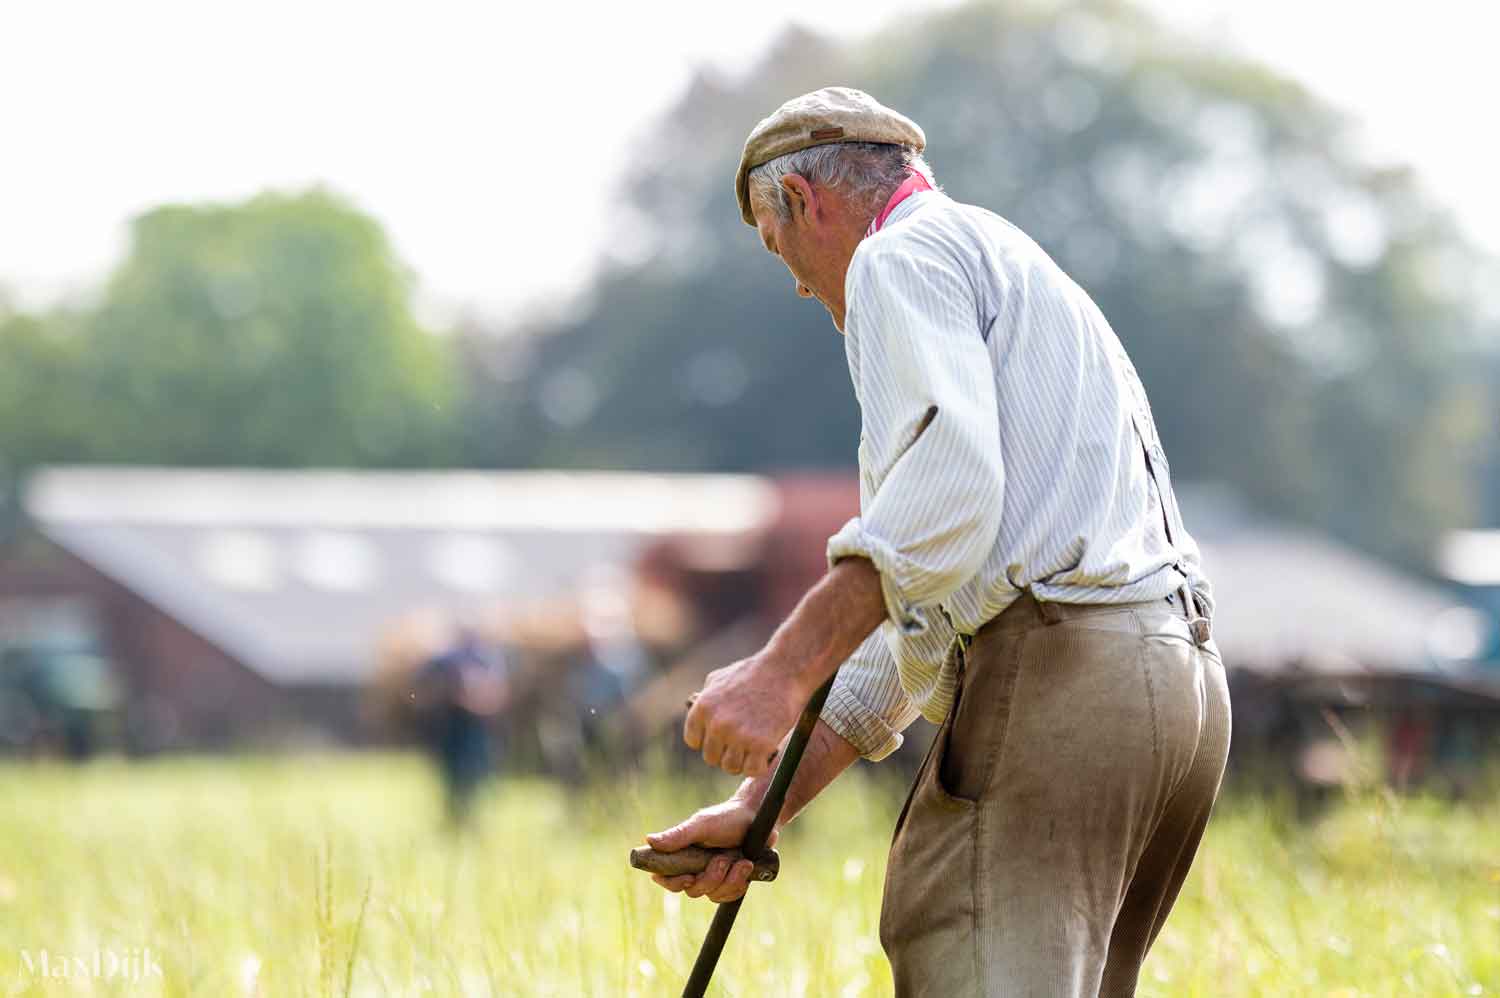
795, 282, 813, 299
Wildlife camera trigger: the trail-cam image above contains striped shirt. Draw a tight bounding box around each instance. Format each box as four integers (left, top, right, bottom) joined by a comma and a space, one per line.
819, 190, 1213, 761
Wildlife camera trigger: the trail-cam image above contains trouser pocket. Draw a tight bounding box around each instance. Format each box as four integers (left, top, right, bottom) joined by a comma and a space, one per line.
941, 628, 1028, 803
880, 691, 980, 996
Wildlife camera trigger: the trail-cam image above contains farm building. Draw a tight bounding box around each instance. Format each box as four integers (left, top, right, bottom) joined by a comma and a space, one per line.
0, 468, 1495, 790
1178, 487, 1500, 792
0, 466, 786, 754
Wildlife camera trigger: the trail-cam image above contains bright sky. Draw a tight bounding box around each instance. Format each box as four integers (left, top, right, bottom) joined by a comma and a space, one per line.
3, 0, 1496, 327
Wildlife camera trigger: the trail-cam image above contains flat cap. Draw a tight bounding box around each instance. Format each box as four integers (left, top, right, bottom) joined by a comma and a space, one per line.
735, 87, 925, 226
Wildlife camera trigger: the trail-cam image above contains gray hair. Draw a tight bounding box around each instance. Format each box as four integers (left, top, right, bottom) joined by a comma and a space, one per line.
747, 142, 936, 224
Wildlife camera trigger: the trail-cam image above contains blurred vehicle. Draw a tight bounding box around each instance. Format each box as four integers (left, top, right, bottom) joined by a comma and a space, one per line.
0, 625, 121, 759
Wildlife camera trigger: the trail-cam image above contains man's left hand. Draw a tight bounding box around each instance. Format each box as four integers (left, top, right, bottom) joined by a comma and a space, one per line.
684, 655, 805, 777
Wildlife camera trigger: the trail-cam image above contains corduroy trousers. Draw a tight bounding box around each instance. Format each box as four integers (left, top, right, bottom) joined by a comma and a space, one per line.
880, 592, 1231, 997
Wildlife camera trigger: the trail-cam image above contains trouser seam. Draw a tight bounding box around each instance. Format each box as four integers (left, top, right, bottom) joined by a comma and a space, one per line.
973, 806, 984, 988
1140, 638, 1160, 762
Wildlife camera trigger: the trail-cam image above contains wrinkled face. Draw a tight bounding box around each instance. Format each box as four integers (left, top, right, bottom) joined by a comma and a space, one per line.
750, 177, 857, 333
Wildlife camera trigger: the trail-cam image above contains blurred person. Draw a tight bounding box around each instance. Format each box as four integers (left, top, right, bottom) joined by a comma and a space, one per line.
646, 88, 1229, 996
578, 562, 649, 728
412, 631, 510, 824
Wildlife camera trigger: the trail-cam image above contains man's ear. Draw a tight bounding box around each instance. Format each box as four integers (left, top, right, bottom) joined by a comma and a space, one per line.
781, 174, 815, 224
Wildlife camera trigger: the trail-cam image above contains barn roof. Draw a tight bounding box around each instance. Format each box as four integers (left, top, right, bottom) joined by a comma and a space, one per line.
24, 467, 780, 686
19, 468, 1487, 688
1181, 485, 1484, 675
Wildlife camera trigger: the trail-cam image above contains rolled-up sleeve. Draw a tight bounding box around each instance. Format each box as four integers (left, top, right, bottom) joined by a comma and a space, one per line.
820, 629, 922, 761
828, 245, 1005, 637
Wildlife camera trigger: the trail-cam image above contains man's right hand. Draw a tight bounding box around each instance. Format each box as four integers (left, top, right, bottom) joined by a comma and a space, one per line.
645, 795, 779, 904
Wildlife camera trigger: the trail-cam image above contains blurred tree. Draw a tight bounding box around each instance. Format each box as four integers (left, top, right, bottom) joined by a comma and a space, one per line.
0, 304, 92, 469
0, 299, 95, 542
78, 189, 456, 467
462, 4, 1496, 567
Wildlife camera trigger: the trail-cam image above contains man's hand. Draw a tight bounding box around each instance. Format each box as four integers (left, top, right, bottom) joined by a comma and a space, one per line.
684, 654, 805, 777
645, 796, 779, 904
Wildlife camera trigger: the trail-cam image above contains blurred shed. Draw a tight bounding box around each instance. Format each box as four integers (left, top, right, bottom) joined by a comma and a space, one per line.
0, 466, 779, 751
5, 467, 1494, 782
1181, 485, 1500, 791
1184, 485, 1480, 675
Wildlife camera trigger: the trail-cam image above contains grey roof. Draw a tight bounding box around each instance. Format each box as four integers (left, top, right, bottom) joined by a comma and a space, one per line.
25, 467, 779, 686
1179, 485, 1479, 673
21, 469, 1483, 686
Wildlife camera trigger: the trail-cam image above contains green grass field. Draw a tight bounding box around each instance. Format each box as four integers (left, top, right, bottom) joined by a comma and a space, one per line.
1, 754, 1496, 996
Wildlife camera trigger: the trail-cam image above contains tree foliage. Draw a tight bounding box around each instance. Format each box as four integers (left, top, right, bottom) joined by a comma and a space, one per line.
0, 189, 455, 477
2, 0, 1495, 569
89, 189, 455, 466
464, 2, 1496, 567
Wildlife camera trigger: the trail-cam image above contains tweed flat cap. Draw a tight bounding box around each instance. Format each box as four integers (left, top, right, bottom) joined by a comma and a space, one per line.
735, 87, 925, 226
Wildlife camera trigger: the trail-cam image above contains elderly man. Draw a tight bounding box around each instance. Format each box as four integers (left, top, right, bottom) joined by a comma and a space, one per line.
646, 87, 1230, 996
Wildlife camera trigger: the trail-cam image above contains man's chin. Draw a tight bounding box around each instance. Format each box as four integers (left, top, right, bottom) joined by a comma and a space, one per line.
822, 302, 846, 334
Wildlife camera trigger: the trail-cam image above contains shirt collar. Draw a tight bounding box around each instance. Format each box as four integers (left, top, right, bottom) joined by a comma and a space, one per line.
880, 188, 935, 232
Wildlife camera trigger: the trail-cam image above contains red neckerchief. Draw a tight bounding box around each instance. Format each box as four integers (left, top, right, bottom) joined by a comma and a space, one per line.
866, 169, 933, 237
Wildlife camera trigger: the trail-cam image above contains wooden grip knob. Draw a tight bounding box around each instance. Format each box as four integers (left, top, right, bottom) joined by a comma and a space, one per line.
629, 846, 780, 882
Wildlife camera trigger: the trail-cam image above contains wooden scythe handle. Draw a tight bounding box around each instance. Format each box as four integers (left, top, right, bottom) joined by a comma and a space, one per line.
629, 845, 780, 882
